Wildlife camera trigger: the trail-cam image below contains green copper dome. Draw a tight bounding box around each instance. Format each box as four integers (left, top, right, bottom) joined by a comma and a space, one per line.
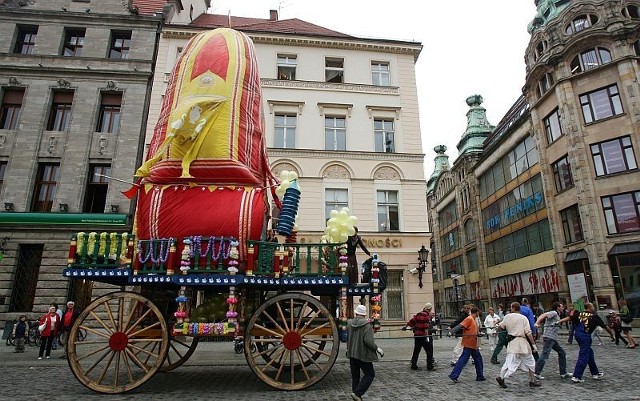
528, 0, 572, 33
456, 95, 493, 157
426, 145, 450, 195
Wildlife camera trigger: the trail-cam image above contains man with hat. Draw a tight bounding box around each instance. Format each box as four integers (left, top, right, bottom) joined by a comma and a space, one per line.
403, 302, 436, 371
60, 300, 80, 359
347, 304, 383, 401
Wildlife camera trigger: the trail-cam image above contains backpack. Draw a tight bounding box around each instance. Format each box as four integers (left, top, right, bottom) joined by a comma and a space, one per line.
362, 258, 388, 290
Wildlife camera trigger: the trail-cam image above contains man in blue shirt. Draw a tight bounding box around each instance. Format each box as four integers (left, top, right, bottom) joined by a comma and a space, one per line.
520, 298, 537, 340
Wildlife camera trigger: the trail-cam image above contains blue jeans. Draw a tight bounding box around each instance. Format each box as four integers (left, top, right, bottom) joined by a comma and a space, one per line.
567, 322, 574, 344
572, 327, 599, 379
535, 337, 567, 375
449, 347, 484, 380
350, 357, 375, 397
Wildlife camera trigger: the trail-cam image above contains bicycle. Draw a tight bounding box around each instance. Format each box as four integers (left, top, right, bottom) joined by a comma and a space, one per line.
27, 321, 41, 347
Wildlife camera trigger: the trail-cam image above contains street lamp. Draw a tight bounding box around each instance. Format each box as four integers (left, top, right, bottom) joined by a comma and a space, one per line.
451, 273, 461, 312
417, 245, 429, 289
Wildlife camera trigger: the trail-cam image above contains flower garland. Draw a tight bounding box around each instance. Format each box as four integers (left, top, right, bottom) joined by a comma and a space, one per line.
109, 232, 119, 261
179, 322, 233, 336
87, 232, 97, 256
180, 238, 191, 273
137, 238, 173, 264
371, 256, 381, 332
77, 232, 86, 257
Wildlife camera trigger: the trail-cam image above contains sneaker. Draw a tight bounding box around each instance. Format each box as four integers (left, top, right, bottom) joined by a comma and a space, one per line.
496, 377, 507, 388
450, 361, 456, 366
593, 373, 604, 380
350, 393, 362, 401
534, 374, 545, 380
45, 356, 50, 359
38, 357, 42, 360
560, 373, 573, 379
571, 377, 584, 383
449, 376, 459, 384
529, 381, 542, 387
476, 377, 487, 381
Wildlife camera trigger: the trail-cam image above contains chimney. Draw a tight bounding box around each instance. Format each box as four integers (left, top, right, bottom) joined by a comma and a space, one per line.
269, 9, 278, 21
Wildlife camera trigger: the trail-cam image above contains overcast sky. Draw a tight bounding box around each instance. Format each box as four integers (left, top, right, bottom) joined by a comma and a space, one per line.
211, 0, 538, 176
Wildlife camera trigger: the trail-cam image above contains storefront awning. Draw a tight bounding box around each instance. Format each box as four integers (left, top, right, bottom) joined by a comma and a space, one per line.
608, 241, 640, 256
0, 212, 128, 226
564, 249, 588, 262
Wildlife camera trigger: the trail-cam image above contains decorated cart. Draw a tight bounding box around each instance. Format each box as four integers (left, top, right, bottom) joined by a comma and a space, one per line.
62, 28, 385, 394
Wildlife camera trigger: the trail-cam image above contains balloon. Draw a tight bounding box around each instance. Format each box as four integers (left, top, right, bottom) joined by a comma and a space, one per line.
339, 233, 348, 242
347, 226, 356, 236
329, 210, 339, 218
338, 210, 348, 219
288, 171, 298, 181
348, 216, 358, 225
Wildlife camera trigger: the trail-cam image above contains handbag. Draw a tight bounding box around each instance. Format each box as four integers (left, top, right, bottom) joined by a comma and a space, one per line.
621, 315, 633, 324
38, 322, 46, 333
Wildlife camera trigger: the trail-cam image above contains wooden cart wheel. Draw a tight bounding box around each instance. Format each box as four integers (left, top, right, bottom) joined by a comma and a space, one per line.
67, 291, 169, 394
245, 292, 339, 390
159, 334, 199, 372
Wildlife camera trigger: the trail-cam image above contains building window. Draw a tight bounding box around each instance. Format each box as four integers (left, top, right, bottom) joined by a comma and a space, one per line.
109, 31, 131, 59
485, 219, 553, 267
83, 165, 110, 213
543, 108, 563, 143
0, 88, 25, 130
63, 28, 85, 57
31, 163, 60, 212
467, 249, 478, 272
325, 188, 348, 220
570, 47, 612, 74
14, 25, 38, 55
8, 244, 43, 312
371, 61, 390, 86
552, 155, 574, 192
591, 136, 637, 176
441, 228, 460, 255
274, 114, 296, 148
324, 116, 346, 151
602, 191, 640, 234
377, 190, 399, 232
438, 200, 458, 228
0, 161, 6, 193
560, 205, 584, 244
580, 84, 623, 124
374, 119, 394, 152
325, 57, 344, 83
537, 72, 554, 97
277, 54, 296, 80
382, 270, 404, 320
534, 40, 547, 61
464, 219, 475, 244
47, 91, 74, 131
623, 5, 640, 18
565, 14, 598, 35
96, 93, 122, 133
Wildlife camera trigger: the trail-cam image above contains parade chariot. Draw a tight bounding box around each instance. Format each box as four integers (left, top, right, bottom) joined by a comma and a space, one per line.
62, 28, 385, 394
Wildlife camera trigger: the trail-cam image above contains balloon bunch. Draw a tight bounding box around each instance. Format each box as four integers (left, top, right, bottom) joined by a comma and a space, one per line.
275, 170, 300, 199
322, 207, 358, 244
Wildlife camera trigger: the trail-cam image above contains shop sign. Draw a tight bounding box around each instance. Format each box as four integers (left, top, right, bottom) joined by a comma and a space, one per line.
485, 191, 543, 231
491, 265, 559, 298
567, 273, 589, 303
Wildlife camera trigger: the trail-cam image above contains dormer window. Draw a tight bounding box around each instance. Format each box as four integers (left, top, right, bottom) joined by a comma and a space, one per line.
570, 47, 611, 74
565, 14, 598, 35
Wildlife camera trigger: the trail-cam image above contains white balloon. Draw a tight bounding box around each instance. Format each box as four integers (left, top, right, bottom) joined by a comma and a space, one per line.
279, 170, 290, 180
347, 226, 356, 236
348, 216, 358, 225
338, 210, 348, 219
339, 233, 348, 243
340, 207, 350, 214
329, 210, 339, 218
288, 171, 298, 181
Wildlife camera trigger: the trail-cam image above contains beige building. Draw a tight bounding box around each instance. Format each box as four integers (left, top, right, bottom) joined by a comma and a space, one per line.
429, 0, 640, 320
145, 11, 433, 324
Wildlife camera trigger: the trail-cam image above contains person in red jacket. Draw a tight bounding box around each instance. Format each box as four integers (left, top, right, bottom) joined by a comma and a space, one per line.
60, 301, 80, 359
38, 306, 61, 360
404, 302, 436, 371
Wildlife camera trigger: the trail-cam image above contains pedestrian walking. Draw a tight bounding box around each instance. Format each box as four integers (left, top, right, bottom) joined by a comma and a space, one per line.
618, 299, 637, 349
60, 300, 80, 359
37, 306, 61, 360
497, 304, 505, 320
607, 310, 628, 346
484, 307, 501, 352
520, 298, 538, 341
347, 304, 383, 401
448, 304, 471, 365
12, 315, 28, 353
533, 302, 572, 380
51, 303, 62, 350
570, 302, 613, 383
448, 306, 485, 383
495, 302, 541, 389
403, 302, 436, 371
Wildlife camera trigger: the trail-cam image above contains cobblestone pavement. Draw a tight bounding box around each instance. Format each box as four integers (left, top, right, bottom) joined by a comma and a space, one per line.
1, 335, 638, 401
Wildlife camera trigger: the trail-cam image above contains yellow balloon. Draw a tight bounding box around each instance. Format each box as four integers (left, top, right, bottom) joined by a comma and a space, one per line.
339, 233, 348, 242
340, 207, 350, 214
348, 216, 358, 226
347, 226, 356, 236
329, 210, 339, 218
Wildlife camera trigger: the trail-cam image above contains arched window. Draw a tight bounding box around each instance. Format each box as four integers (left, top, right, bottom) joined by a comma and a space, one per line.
565, 14, 598, 35
464, 220, 475, 245
570, 47, 612, 74
623, 5, 640, 19
534, 40, 547, 61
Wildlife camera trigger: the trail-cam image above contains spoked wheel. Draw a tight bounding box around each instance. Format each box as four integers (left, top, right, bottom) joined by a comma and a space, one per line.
159, 334, 199, 372
245, 293, 339, 390
67, 291, 169, 394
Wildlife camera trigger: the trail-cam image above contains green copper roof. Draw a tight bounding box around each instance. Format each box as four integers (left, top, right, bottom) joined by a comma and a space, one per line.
426, 145, 450, 194
456, 95, 493, 157
528, 0, 572, 33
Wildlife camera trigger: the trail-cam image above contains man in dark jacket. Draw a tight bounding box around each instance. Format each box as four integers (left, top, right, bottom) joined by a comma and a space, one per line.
347, 304, 383, 401
60, 301, 80, 359
404, 302, 436, 370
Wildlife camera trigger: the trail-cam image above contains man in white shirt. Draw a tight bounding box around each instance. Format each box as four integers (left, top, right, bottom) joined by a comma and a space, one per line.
495, 302, 541, 389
